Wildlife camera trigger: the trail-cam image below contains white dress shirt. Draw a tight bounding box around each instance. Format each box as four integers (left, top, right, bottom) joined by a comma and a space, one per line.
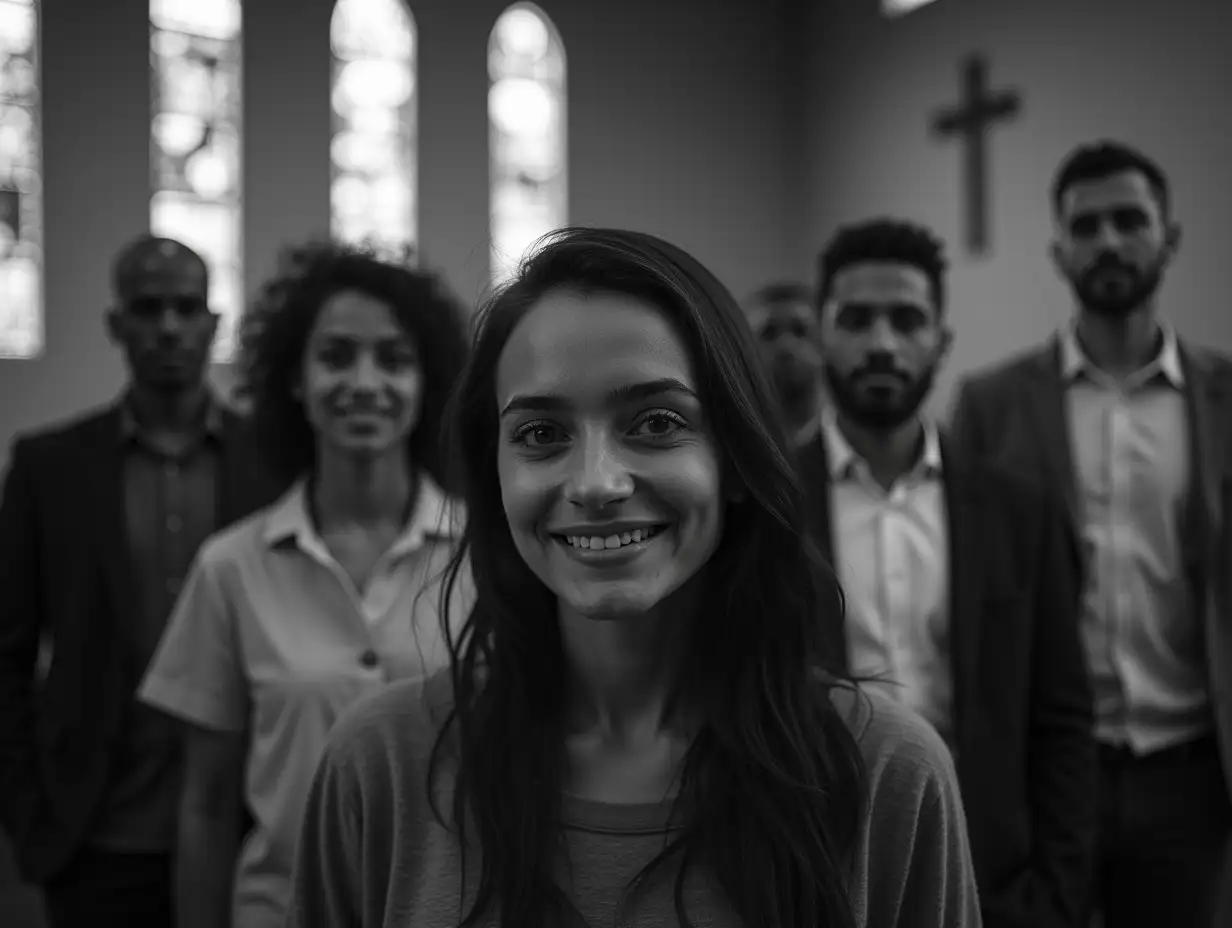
823, 413, 954, 743
1060, 323, 1210, 753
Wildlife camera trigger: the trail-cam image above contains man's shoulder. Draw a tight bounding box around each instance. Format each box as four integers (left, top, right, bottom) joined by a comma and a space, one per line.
1184, 341, 1232, 382
10, 404, 119, 461
957, 340, 1055, 398
945, 445, 1054, 507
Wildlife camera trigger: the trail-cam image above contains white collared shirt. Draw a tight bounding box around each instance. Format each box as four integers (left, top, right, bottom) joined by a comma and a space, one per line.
822, 412, 954, 743
1059, 322, 1209, 753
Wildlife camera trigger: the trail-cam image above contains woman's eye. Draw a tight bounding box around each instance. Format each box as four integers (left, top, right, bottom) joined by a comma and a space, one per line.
513, 420, 562, 447
634, 412, 686, 439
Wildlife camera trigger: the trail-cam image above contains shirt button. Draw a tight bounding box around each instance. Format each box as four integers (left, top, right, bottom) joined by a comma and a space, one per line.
359, 649, 379, 669
167, 514, 182, 533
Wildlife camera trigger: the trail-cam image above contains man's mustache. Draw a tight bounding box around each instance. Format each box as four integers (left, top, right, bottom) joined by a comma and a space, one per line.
851, 363, 909, 383
1088, 255, 1138, 276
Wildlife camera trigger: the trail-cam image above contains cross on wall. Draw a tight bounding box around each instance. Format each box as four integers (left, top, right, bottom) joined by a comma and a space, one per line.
930, 54, 1022, 256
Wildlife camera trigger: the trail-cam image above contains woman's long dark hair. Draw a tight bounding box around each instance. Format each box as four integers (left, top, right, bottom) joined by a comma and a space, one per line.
429, 228, 867, 928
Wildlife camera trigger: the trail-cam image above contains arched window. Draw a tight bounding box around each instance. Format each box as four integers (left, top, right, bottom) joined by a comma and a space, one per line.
488, 3, 565, 287
330, 0, 416, 261
0, 0, 43, 359
150, 0, 243, 360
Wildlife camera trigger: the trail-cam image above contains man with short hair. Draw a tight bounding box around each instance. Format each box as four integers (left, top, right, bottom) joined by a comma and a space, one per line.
951, 140, 1232, 928
789, 217, 1096, 928
0, 235, 278, 927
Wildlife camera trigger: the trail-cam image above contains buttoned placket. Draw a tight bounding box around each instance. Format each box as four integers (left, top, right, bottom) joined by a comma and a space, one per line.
296, 531, 422, 677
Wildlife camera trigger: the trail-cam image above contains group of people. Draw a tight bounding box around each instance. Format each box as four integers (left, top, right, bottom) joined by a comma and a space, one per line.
0, 135, 1224, 928
744, 138, 1232, 928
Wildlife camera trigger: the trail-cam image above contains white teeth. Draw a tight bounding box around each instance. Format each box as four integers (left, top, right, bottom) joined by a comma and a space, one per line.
564, 526, 661, 549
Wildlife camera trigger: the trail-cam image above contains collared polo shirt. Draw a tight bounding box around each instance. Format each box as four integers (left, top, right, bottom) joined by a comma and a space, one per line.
140, 475, 473, 928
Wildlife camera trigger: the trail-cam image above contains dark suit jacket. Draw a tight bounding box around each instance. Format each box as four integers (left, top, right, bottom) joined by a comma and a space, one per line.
950, 336, 1232, 805
0, 401, 282, 882
798, 432, 1097, 928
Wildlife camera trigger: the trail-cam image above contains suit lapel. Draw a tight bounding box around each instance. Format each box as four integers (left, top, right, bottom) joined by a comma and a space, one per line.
87, 409, 139, 630
1182, 345, 1229, 538
939, 441, 984, 747
1024, 338, 1083, 525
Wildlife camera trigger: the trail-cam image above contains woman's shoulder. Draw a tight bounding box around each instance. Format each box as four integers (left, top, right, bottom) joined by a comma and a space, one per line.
828, 682, 959, 806
319, 670, 456, 794
828, 685, 981, 926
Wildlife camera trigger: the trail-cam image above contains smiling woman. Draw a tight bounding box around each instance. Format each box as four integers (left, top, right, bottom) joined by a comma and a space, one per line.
136, 240, 473, 928
286, 228, 982, 928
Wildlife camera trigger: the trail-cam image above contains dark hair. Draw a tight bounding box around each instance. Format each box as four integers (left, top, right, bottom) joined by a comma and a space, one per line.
235, 240, 470, 491
816, 218, 948, 315
747, 280, 813, 309
1051, 139, 1170, 217
430, 227, 867, 928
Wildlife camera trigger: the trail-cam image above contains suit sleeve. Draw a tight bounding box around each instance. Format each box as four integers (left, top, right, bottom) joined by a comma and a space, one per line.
948, 377, 987, 461
1023, 486, 1097, 927
0, 440, 46, 849
285, 740, 364, 928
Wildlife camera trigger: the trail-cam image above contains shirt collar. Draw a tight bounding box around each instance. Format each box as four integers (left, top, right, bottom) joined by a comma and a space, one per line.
820, 407, 942, 482
262, 472, 463, 557
1059, 321, 1184, 387
118, 390, 225, 441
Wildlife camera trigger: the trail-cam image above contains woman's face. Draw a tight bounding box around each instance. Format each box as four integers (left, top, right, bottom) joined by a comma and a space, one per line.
495, 288, 726, 621
301, 288, 423, 462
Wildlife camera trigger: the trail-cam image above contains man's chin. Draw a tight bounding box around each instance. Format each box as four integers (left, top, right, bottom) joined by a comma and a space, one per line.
1080, 297, 1142, 318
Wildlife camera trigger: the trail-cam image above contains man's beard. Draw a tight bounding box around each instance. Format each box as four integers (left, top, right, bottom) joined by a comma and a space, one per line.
1072, 256, 1164, 318
824, 363, 936, 431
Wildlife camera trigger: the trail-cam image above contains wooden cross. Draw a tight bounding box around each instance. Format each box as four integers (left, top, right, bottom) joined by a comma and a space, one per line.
930, 55, 1021, 255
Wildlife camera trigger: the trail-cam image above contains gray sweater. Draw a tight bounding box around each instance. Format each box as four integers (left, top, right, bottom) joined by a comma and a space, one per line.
286, 676, 982, 927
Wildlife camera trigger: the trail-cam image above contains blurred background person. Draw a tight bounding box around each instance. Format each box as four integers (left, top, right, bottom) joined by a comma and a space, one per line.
138, 242, 474, 928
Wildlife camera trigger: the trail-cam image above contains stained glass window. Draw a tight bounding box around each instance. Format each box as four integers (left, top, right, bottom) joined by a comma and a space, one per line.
330, 0, 416, 261
883, 0, 938, 17
0, 0, 42, 359
150, 0, 243, 361
488, 3, 565, 287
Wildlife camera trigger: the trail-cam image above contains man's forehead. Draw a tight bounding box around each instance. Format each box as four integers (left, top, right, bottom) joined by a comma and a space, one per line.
1061, 170, 1159, 219
829, 262, 930, 302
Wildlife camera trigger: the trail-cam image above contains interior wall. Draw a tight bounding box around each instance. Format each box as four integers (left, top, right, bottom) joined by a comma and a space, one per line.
0, 0, 798, 460
797, 0, 1231, 416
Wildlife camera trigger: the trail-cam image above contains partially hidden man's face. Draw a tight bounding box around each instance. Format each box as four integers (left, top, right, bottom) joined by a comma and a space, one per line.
300, 289, 423, 464
746, 298, 823, 404
106, 249, 218, 392
1050, 169, 1180, 318
495, 289, 727, 623
819, 261, 950, 431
